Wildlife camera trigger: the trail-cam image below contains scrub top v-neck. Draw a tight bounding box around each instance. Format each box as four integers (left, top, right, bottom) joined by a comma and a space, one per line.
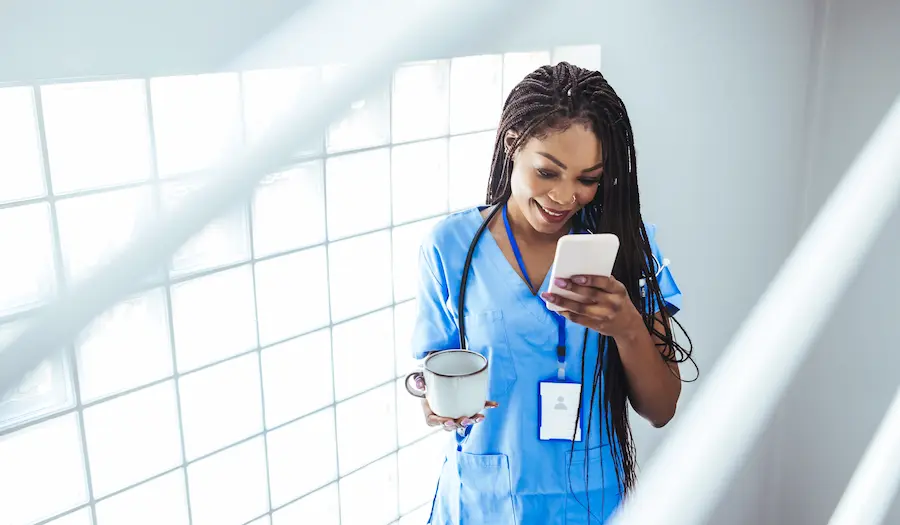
411, 206, 683, 524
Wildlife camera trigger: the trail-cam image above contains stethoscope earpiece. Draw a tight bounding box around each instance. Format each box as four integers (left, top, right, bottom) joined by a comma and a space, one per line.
639, 255, 670, 296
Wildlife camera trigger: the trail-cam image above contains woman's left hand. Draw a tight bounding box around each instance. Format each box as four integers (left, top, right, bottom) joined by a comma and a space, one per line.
541, 275, 641, 340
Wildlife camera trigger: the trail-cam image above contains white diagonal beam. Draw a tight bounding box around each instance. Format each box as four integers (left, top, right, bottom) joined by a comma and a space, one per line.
828, 381, 900, 525
611, 92, 900, 525
0, 0, 534, 399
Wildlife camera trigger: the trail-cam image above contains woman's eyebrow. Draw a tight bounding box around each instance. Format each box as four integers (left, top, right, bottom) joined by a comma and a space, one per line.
536, 152, 604, 172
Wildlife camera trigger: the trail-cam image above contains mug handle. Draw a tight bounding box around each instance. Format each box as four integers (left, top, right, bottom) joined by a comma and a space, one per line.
404, 371, 426, 398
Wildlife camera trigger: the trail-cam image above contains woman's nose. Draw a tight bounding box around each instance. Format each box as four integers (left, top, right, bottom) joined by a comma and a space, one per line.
548, 189, 576, 206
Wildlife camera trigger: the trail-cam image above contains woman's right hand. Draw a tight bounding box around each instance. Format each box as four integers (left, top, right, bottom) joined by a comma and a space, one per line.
413, 375, 499, 431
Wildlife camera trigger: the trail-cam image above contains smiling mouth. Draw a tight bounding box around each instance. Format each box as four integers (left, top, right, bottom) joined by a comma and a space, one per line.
534, 200, 571, 221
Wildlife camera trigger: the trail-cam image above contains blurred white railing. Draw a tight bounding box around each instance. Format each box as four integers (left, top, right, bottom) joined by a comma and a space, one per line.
828, 382, 900, 525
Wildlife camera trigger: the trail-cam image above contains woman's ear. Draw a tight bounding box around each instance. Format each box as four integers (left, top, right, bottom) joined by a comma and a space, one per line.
503, 130, 519, 156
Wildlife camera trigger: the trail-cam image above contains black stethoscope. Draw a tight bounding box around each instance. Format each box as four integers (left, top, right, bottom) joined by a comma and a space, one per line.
456, 203, 504, 349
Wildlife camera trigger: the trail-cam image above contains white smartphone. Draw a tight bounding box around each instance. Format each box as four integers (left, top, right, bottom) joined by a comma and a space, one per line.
545, 233, 620, 312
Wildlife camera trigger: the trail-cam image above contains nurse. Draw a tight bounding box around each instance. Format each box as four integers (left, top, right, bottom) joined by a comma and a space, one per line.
408, 62, 695, 524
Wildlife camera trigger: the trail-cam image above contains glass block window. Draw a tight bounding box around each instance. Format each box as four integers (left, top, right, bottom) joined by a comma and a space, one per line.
0, 45, 599, 525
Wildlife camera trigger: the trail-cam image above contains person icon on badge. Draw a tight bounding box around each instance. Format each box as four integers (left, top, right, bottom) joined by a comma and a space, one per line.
554, 396, 567, 410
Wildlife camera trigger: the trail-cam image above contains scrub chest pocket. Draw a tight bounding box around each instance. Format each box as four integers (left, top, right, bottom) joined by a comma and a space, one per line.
461, 310, 518, 401
459, 452, 517, 523
430, 452, 518, 525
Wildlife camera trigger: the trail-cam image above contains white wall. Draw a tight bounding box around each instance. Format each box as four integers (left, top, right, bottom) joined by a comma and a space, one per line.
773, 0, 900, 522
594, 2, 819, 523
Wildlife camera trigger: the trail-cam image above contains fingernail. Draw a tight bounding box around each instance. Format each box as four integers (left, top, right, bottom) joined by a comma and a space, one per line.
415, 378, 425, 389
553, 278, 568, 289
443, 421, 455, 429
474, 415, 485, 423
544, 294, 557, 303
573, 276, 587, 284
461, 418, 473, 427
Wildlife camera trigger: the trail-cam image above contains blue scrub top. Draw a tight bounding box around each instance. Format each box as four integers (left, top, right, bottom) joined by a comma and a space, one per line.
412, 206, 683, 525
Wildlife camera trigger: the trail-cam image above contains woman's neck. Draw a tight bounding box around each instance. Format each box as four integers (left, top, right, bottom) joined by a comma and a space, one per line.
504, 200, 570, 247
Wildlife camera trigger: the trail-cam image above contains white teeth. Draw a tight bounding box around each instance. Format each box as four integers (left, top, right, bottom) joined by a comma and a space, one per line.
539, 204, 564, 217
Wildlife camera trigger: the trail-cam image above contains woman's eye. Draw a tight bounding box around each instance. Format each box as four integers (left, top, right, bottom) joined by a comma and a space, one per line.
537, 169, 557, 179
579, 178, 601, 186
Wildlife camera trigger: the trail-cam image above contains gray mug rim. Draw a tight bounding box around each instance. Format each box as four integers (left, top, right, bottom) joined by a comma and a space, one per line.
424, 349, 488, 378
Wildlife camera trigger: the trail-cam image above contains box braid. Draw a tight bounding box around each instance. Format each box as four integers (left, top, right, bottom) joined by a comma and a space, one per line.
485, 62, 697, 501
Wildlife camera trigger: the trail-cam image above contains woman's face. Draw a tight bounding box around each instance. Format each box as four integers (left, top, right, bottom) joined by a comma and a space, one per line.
506, 124, 604, 235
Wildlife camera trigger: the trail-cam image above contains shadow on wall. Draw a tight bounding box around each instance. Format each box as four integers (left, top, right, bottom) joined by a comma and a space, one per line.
772, 0, 900, 523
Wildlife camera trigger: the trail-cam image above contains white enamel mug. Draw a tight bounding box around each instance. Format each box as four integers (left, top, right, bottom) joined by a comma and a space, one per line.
405, 350, 489, 419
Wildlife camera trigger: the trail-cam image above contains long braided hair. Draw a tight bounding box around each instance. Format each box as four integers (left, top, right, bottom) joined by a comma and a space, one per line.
486, 62, 696, 496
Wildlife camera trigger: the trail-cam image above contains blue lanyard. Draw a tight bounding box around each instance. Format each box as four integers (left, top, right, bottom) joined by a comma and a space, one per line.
502, 204, 568, 380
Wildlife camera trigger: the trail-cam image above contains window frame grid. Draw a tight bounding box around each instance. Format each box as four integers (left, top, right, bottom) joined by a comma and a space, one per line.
27, 398, 441, 525
146, 76, 200, 525
35, 79, 101, 524
237, 70, 277, 521
4, 72, 461, 525
0, 47, 591, 525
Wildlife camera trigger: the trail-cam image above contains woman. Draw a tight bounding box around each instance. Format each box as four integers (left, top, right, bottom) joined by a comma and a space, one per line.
408, 62, 695, 524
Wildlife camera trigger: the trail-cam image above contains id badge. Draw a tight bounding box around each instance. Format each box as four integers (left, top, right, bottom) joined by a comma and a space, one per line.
539, 381, 582, 441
